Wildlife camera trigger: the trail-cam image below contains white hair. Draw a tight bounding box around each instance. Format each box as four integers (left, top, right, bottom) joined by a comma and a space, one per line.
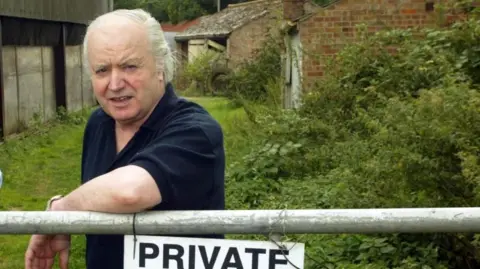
82, 8, 175, 82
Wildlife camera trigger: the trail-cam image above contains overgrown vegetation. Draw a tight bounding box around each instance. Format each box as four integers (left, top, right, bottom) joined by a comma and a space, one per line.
114, 0, 250, 24
220, 14, 480, 269
2, 6, 480, 269
177, 35, 283, 107
222, 37, 283, 105
175, 50, 224, 96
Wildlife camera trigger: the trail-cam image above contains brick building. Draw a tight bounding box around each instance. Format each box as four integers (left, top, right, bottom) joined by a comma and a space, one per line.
175, 0, 283, 69
281, 0, 474, 109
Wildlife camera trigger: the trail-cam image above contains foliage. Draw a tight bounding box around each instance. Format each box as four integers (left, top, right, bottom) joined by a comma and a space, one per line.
3, 10, 480, 269
164, 0, 206, 24
114, 0, 249, 23
222, 36, 283, 104
176, 50, 226, 96
226, 17, 480, 268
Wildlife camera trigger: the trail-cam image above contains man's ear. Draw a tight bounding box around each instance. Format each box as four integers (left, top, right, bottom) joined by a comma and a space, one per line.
157, 71, 164, 82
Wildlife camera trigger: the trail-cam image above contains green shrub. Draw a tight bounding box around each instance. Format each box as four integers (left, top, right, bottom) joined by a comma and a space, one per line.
176, 50, 225, 96
223, 36, 283, 104
226, 17, 480, 268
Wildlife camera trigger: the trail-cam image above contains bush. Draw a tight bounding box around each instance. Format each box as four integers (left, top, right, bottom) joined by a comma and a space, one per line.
226, 17, 480, 268
175, 50, 227, 96
223, 35, 283, 104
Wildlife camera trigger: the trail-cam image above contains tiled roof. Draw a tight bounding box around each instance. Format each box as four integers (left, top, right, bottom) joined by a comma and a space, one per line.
160, 18, 202, 32
175, 0, 281, 40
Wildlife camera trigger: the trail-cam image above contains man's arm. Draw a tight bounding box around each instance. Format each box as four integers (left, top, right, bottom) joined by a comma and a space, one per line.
51, 165, 161, 213
51, 122, 222, 213
50, 109, 160, 213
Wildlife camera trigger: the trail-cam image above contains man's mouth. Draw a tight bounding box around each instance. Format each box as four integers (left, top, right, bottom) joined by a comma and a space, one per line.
110, 96, 132, 102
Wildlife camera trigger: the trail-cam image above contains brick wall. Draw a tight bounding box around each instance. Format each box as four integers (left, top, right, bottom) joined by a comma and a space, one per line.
296, 0, 470, 89
228, 9, 282, 68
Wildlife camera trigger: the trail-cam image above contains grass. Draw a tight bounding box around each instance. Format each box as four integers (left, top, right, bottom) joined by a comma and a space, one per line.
0, 110, 90, 269
0, 97, 249, 269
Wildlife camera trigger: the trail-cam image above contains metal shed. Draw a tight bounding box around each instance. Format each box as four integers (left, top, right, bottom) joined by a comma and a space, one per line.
0, 0, 112, 24
0, 0, 113, 138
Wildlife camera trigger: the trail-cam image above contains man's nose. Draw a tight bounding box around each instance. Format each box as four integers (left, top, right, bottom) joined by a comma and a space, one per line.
108, 69, 126, 91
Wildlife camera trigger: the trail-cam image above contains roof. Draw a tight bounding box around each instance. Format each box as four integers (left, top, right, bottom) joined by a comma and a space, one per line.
161, 18, 202, 32
0, 0, 110, 24
175, 0, 282, 41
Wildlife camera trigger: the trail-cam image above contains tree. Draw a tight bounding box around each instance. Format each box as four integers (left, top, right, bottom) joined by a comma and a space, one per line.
114, 0, 253, 23
164, 0, 206, 23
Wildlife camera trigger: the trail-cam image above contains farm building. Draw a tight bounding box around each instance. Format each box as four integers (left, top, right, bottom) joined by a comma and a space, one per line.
161, 18, 201, 53
174, 0, 283, 69
281, 0, 478, 109
0, 0, 113, 137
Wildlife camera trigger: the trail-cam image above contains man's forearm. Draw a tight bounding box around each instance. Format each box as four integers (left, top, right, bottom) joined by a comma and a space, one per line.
51, 165, 162, 213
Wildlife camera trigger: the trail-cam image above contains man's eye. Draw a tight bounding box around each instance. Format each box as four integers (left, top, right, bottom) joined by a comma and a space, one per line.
95, 68, 107, 74
125, 65, 137, 70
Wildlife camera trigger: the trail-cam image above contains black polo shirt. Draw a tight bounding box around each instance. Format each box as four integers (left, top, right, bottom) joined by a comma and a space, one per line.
80, 83, 225, 269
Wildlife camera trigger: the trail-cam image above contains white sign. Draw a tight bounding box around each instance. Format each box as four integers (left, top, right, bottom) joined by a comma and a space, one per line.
124, 235, 305, 269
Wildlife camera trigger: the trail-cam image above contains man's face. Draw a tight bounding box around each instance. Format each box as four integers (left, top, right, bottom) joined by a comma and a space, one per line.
87, 16, 164, 126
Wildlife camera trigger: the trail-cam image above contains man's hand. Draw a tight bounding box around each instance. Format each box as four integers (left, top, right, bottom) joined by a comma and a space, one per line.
25, 234, 71, 269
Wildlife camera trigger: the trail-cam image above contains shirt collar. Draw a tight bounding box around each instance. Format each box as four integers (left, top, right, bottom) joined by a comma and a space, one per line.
141, 82, 179, 131
100, 82, 179, 131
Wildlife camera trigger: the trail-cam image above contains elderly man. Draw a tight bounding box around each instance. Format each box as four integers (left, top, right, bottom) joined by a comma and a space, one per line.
25, 8, 225, 269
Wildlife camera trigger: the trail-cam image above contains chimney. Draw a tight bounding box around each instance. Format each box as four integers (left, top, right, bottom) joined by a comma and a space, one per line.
283, 0, 305, 21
